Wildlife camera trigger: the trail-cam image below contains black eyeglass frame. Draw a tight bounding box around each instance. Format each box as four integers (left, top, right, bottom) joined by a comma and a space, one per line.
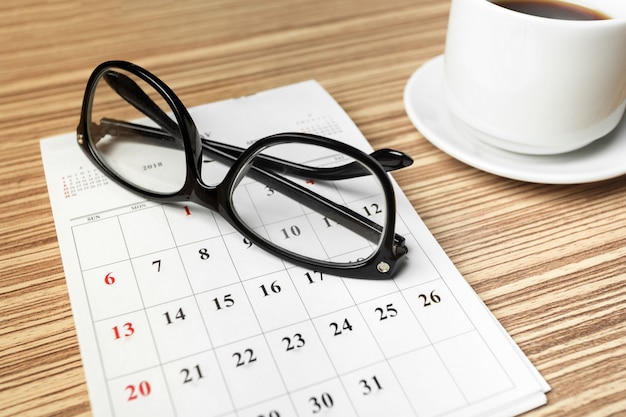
76, 60, 407, 279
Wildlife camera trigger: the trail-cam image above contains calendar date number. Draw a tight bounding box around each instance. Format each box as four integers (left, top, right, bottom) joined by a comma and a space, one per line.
360, 375, 383, 395
181, 364, 204, 383
233, 348, 257, 367
104, 272, 115, 285
164, 307, 186, 324
419, 290, 441, 307
329, 318, 353, 336
258, 411, 280, 417
113, 322, 135, 339
126, 381, 151, 401
309, 392, 334, 413
375, 303, 398, 321
282, 333, 305, 351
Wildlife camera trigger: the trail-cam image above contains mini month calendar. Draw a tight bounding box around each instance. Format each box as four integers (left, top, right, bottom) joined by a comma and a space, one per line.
41, 81, 549, 417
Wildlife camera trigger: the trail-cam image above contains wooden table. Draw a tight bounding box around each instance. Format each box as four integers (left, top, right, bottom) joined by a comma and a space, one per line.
1, 1, 624, 416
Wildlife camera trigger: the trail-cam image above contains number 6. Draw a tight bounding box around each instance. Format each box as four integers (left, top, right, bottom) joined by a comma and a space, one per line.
104, 272, 115, 285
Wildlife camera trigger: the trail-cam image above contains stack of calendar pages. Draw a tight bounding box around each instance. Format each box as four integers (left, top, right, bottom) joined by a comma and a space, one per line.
41, 80, 549, 417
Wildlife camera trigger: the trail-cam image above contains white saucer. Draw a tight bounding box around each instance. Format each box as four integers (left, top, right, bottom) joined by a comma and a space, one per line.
404, 55, 626, 184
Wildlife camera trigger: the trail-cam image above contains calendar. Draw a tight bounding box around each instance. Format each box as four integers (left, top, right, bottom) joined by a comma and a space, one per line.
41, 81, 549, 417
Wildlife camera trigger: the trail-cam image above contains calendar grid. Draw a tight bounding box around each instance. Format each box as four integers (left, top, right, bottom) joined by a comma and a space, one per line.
71, 198, 521, 417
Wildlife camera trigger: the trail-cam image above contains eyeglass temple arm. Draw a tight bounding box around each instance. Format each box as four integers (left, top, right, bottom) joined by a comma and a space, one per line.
101, 70, 413, 179
202, 138, 412, 180
96, 118, 412, 182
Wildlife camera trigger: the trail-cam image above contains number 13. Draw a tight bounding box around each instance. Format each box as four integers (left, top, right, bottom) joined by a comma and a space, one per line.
113, 322, 135, 339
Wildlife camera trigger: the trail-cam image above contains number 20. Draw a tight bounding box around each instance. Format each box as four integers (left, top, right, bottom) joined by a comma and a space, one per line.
126, 381, 151, 401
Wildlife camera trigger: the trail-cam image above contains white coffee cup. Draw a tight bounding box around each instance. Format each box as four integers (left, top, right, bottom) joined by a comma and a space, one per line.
443, 0, 626, 154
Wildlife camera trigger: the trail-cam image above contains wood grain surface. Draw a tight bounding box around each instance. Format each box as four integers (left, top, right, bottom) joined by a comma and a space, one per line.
1, 0, 625, 416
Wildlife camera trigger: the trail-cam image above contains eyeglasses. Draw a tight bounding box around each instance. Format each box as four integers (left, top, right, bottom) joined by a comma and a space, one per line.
76, 61, 412, 279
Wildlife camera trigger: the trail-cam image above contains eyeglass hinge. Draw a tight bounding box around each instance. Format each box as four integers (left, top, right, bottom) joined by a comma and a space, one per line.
377, 262, 391, 274
77, 133, 84, 145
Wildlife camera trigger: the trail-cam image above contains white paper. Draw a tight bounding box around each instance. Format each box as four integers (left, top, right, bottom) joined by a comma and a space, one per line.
41, 80, 549, 417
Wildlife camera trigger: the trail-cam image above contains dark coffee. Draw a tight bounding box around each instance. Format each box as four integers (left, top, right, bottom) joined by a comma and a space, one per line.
491, 0, 610, 20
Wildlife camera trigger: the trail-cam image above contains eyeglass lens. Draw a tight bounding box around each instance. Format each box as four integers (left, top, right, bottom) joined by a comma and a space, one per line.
230, 142, 387, 264
87, 68, 187, 195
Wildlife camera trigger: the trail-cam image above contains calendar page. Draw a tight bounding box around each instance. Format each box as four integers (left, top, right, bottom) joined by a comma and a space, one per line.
41, 80, 549, 417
